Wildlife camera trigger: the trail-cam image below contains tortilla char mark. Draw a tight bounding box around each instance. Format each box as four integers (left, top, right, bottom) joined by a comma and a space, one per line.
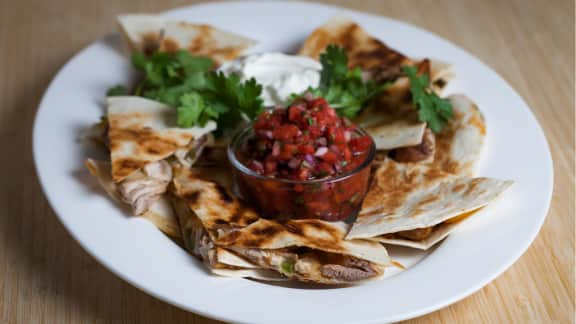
213, 183, 234, 204
341, 24, 408, 73
159, 23, 244, 66
140, 31, 161, 56
160, 37, 180, 53
109, 111, 197, 181
181, 191, 200, 205
112, 158, 148, 181
217, 218, 346, 255
467, 104, 486, 135
109, 128, 181, 181
462, 178, 485, 197
300, 17, 410, 78
432, 96, 486, 176
361, 160, 449, 215
176, 173, 260, 231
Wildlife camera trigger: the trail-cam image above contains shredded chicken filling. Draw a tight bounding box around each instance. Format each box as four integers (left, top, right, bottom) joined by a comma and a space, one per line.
117, 160, 172, 215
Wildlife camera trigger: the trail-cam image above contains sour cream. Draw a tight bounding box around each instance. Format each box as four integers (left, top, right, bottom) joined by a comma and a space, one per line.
219, 53, 321, 107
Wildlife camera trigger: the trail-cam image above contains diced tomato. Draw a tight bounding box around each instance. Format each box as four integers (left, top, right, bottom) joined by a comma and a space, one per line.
298, 144, 315, 154
288, 104, 304, 122
264, 159, 277, 174
310, 97, 328, 108
349, 136, 372, 154
246, 96, 372, 181
333, 129, 346, 145
317, 162, 334, 176
296, 168, 310, 181
279, 143, 298, 160
308, 125, 322, 137
343, 147, 352, 161
321, 151, 339, 164
273, 124, 300, 141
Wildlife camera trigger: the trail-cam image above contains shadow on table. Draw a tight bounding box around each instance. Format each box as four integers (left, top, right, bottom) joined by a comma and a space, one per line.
0, 43, 224, 324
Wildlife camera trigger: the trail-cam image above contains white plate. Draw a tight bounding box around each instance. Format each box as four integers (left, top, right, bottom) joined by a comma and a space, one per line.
33, 2, 553, 323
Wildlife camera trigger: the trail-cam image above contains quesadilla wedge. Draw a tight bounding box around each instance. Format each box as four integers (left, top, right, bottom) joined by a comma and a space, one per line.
170, 191, 287, 280
347, 157, 513, 241
299, 15, 412, 80
85, 159, 181, 241
107, 96, 216, 182
299, 16, 452, 151
118, 14, 257, 65
171, 167, 392, 284
375, 208, 480, 250
117, 14, 165, 55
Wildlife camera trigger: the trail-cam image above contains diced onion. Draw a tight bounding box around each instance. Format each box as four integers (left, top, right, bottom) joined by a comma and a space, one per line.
329, 145, 340, 154
303, 154, 316, 168
272, 141, 281, 157
288, 158, 301, 169
344, 131, 351, 142
314, 147, 328, 157
333, 161, 342, 173
315, 137, 327, 146
251, 160, 263, 171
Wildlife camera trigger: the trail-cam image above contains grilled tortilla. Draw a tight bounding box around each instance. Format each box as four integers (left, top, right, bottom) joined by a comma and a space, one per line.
299, 15, 412, 79
171, 167, 391, 284
299, 16, 452, 151
170, 190, 286, 280
107, 96, 216, 182
375, 209, 480, 250
348, 158, 513, 239
299, 16, 452, 84
117, 14, 256, 65
429, 94, 486, 177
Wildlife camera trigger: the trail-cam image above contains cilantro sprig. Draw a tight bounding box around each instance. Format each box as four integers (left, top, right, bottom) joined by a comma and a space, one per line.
402, 66, 453, 133
295, 45, 389, 118
107, 50, 263, 131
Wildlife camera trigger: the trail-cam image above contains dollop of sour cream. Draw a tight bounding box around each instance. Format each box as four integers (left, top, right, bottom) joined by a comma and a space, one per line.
219, 53, 321, 107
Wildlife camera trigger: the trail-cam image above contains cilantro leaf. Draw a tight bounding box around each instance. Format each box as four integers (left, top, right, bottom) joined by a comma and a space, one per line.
106, 85, 128, 97
319, 45, 349, 89
293, 45, 388, 119
177, 92, 205, 127
115, 50, 264, 131
402, 66, 453, 133
204, 72, 264, 132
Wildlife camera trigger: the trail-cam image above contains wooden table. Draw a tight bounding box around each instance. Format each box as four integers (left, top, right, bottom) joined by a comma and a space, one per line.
0, 0, 573, 323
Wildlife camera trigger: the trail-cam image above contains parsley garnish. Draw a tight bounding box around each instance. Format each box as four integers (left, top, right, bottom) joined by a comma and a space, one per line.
107, 50, 263, 131
294, 45, 389, 118
402, 66, 453, 133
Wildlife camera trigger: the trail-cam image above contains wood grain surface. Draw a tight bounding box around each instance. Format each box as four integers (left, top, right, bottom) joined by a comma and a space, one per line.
0, 0, 573, 323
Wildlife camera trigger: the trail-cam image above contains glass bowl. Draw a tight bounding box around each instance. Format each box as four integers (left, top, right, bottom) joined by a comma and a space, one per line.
227, 125, 375, 222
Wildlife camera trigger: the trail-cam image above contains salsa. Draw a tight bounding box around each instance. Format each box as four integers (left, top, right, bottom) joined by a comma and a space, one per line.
231, 97, 375, 222
245, 97, 372, 180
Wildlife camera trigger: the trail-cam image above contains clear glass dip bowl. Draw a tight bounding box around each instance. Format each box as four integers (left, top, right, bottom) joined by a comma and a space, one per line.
227, 125, 375, 222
